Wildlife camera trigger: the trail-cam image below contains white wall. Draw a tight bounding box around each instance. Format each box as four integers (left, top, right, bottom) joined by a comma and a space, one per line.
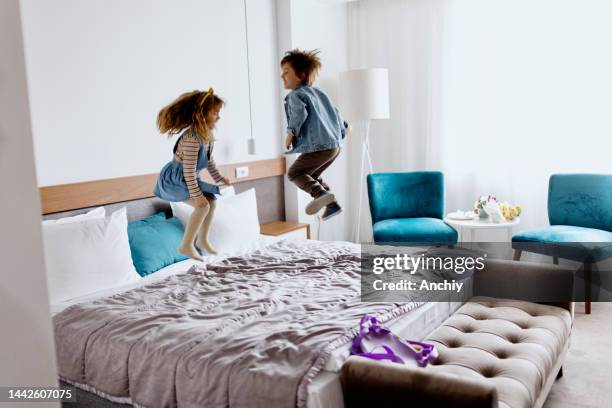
21, 0, 282, 187
278, 0, 351, 241
245, 0, 282, 159
0, 0, 59, 403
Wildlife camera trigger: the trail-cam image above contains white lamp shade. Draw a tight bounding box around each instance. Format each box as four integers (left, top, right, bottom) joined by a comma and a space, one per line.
339, 68, 390, 121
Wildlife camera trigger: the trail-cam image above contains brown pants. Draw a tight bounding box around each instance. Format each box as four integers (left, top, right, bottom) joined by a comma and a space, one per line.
287, 148, 340, 197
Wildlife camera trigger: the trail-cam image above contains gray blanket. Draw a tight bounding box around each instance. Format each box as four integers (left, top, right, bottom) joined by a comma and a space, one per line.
54, 240, 421, 408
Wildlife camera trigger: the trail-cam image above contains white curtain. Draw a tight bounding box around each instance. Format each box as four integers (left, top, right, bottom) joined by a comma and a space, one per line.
347, 0, 612, 241
347, 0, 448, 242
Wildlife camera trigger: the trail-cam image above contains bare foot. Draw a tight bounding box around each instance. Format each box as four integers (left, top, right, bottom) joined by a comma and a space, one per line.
196, 238, 218, 256
177, 244, 204, 261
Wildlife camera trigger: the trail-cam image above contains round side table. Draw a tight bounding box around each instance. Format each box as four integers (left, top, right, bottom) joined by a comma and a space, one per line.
443, 217, 520, 242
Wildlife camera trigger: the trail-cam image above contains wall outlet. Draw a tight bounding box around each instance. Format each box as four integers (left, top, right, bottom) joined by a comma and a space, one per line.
235, 166, 249, 178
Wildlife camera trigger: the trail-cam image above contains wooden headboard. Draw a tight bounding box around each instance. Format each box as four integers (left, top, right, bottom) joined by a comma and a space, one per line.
39, 157, 285, 215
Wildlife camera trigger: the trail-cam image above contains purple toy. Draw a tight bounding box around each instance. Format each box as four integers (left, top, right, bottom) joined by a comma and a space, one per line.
351, 315, 438, 367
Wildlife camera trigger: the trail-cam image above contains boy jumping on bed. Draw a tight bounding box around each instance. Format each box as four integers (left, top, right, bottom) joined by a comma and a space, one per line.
281, 49, 350, 220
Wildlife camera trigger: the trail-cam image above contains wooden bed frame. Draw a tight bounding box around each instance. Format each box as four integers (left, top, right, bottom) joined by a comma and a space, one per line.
39, 157, 286, 215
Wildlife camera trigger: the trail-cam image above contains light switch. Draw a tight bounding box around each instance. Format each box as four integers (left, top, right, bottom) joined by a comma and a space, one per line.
236, 166, 249, 178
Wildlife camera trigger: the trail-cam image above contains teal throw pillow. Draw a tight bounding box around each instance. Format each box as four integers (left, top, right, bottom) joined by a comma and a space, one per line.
127, 212, 188, 276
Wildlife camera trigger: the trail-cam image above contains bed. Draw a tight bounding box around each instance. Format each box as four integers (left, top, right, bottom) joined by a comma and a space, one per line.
41, 163, 468, 408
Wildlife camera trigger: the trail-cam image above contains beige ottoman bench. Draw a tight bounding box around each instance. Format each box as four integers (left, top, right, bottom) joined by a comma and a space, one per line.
341, 260, 574, 408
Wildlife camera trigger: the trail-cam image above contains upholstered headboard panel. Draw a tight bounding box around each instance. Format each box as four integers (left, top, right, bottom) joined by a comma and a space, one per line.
42, 176, 285, 224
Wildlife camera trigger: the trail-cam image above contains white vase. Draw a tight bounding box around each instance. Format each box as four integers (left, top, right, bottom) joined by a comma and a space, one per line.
483, 202, 504, 223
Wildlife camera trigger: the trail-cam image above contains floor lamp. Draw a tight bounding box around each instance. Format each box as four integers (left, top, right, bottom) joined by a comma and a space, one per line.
339, 68, 390, 243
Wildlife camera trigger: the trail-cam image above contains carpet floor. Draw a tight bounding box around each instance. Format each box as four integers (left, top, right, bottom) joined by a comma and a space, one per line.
544, 302, 612, 407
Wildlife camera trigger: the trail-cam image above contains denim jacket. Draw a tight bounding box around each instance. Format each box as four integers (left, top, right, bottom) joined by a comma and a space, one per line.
284, 85, 348, 154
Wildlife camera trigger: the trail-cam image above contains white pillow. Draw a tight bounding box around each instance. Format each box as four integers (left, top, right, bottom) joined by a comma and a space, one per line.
170, 201, 193, 228
42, 207, 140, 304
219, 185, 236, 197
171, 189, 260, 254
42, 207, 105, 225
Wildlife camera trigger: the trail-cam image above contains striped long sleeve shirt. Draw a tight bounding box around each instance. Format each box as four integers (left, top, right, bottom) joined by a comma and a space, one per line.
174, 134, 224, 199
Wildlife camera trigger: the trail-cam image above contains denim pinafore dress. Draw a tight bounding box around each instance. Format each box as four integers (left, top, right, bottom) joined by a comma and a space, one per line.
153, 132, 221, 202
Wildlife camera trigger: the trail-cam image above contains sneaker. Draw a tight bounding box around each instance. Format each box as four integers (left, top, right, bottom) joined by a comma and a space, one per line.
305, 191, 336, 215
321, 202, 342, 221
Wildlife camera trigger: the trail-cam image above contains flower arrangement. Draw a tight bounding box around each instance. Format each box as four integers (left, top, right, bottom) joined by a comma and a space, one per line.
473, 195, 497, 217
498, 202, 522, 221
473, 195, 522, 222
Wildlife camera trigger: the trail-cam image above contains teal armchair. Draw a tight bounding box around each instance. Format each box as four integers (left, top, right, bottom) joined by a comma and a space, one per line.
512, 174, 612, 314
367, 172, 457, 245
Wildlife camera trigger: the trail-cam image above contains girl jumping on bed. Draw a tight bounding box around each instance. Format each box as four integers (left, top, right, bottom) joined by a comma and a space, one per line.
154, 88, 230, 261
281, 49, 350, 220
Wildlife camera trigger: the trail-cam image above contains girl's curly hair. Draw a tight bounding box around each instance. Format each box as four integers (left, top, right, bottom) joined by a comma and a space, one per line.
281, 49, 322, 86
157, 89, 224, 143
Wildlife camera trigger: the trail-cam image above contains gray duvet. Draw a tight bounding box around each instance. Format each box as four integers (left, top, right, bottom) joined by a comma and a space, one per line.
53, 240, 421, 408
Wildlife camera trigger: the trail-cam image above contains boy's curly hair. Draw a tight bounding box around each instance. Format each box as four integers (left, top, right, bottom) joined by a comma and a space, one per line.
281, 49, 322, 86
157, 89, 224, 143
